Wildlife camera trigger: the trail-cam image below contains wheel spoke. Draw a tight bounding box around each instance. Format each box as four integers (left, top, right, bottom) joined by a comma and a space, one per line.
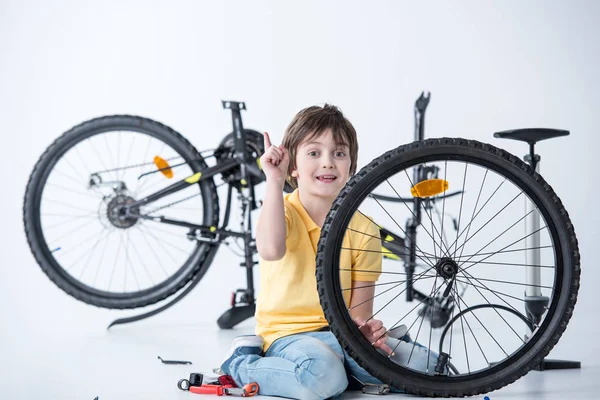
42, 214, 97, 231
134, 135, 153, 195
453, 275, 472, 373
102, 132, 119, 183
137, 224, 182, 264
78, 229, 111, 280
42, 198, 96, 214
426, 272, 441, 371
350, 263, 438, 316
87, 137, 111, 175
449, 170, 490, 259
452, 178, 508, 260
136, 223, 171, 279
50, 167, 86, 186
453, 163, 469, 256
406, 276, 444, 368
45, 182, 100, 199
395, 174, 453, 257
340, 268, 438, 281
457, 267, 541, 325
439, 160, 448, 258
348, 274, 436, 313
453, 277, 529, 304
460, 225, 549, 275
107, 232, 124, 291
454, 273, 526, 345
433, 204, 450, 258
46, 217, 100, 247
92, 232, 111, 287
458, 259, 555, 269
455, 245, 553, 259
60, 227, 112, 265
450, 284, 510, 359
123, 231, 141, 291
345, 226, 437, 260
365, 201, 435, 269
128, 228, 157, 285
452, 192, 525, 259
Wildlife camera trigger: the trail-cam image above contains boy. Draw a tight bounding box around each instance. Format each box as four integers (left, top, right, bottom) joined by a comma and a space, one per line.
219, 104, 439, 399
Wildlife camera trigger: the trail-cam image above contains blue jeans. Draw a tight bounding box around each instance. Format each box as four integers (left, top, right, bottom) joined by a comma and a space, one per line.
226, 331, 440, 399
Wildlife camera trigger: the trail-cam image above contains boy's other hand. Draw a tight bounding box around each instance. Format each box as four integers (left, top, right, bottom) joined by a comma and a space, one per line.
354, 316, 395, 356
261, 132, 289, 184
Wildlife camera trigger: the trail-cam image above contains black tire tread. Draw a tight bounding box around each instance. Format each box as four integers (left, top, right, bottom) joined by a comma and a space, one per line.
23, 115, 220, 309
316, 138, 580, 397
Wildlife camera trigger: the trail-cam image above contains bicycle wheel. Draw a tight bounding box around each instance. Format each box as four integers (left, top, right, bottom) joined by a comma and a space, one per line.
23, 115, 220, 309
316, 138, 580, 396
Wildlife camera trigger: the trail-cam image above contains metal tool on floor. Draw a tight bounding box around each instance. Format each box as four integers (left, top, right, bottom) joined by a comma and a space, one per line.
350, 375, 390, 395
177, 372, 259, 397
158, 355, 192, 365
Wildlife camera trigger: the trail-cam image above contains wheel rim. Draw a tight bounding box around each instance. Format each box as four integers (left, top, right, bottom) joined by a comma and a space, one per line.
318, 142, 574, 392
32, 126, 210, 299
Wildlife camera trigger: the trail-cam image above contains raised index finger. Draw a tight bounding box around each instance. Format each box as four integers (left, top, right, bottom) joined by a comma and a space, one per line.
263, 132, 272, 149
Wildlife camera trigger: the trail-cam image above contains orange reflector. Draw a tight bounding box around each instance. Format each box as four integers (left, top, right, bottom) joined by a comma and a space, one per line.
153, 156, 173, 179
411, 179, 448, 198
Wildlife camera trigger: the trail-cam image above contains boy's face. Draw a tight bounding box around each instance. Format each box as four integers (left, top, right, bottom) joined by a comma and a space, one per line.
291, 129, 351, 201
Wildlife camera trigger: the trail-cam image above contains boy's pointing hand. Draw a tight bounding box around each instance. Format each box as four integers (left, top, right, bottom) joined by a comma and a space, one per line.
261, 132, 290, 184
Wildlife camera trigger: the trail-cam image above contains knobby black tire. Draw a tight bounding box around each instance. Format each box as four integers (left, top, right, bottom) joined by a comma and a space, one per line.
316, 138, 580, 397
23, 115, 220, 309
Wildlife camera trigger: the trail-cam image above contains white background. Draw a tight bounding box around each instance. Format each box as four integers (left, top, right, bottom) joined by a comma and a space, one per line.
1, 1, 599, 399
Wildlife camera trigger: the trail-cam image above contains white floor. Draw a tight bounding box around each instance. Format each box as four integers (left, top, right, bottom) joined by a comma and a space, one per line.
2, 273, 599, 400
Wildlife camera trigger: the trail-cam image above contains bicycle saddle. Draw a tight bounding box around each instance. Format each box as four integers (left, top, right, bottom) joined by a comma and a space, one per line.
493, 128, 569, 145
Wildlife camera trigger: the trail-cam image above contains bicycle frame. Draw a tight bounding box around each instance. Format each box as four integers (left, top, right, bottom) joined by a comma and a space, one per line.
106, 101, 264, 329
125, 102, 262, 238
129, 156, 252, 238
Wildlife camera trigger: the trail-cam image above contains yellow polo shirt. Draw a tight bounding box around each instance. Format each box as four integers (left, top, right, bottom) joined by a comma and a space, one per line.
255, 189, 382, 351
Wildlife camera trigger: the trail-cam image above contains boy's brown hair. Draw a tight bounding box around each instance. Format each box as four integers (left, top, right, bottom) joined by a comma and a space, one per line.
281, 104, 359, 189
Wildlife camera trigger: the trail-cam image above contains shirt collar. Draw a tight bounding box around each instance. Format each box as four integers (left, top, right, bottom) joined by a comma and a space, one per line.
287, 189, 320, 233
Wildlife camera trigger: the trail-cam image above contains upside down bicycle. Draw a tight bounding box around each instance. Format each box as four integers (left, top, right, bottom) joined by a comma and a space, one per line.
23, 94, 580, 396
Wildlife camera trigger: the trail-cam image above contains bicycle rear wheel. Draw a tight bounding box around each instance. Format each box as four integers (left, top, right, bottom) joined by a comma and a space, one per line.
317, 138, 580, 396
23, 115, 219, 309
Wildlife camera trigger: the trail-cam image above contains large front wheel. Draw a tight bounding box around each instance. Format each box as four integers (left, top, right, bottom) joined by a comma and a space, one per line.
316, 138, 580, 396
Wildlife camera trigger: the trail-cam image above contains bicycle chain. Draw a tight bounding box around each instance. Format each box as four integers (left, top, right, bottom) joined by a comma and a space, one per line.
144, 192, 202, 215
